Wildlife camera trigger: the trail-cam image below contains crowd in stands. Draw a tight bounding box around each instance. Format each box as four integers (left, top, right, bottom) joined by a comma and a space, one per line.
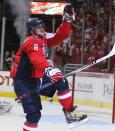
2, 50, 15, 70
53, 1, 115, 71
1, 1, 115, 72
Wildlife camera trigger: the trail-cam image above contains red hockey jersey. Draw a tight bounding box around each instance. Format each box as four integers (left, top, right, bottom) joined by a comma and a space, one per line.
10, 22, 71, 78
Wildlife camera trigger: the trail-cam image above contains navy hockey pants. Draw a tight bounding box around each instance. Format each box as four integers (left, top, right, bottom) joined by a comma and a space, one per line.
13, 76, 69, 123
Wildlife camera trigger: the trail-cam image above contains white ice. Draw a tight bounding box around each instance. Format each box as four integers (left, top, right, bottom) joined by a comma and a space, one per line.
0, 97, 115, 131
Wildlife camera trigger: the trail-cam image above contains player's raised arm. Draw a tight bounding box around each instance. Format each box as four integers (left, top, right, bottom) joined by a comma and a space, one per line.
46, 4, 75, 48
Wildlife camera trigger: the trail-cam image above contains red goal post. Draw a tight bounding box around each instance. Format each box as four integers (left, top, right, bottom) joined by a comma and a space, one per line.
65, 68, 115, 123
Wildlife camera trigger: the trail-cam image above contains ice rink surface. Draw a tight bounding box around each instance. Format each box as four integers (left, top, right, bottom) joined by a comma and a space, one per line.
0, 98, 115, 131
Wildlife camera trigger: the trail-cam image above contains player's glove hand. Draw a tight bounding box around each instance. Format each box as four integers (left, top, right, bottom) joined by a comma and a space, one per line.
45, 67, 63, 83
63, 4, 75, 22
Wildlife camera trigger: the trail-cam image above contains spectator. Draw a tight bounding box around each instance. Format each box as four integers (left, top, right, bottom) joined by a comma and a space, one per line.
3, 51, 11, 70
53, 1, 114, 71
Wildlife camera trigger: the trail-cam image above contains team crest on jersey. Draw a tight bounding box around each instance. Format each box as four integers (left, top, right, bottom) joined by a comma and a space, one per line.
34, 44, 38, 50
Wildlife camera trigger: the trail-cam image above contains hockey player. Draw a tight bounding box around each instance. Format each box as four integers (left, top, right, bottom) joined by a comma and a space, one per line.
10, 4, 88, 131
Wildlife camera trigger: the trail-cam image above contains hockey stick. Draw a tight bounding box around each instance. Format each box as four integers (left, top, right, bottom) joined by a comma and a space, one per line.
32, 43, 115, 93
64, 43, 115, 77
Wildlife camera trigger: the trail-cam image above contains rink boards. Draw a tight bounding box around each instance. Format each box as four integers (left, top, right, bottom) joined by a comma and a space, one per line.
0, 70, 115, 115
67, 71, 115, 109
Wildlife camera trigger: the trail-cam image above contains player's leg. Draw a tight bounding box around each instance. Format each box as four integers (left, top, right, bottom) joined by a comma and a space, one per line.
44, 67, 88, 127
39, 75, 88, 126
44, 67, 76, 111
54, 78, 88, 127
13, 78, 42, 131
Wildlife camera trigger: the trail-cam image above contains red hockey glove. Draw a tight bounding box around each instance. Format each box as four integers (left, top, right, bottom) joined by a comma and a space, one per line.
45, 67, 63, 83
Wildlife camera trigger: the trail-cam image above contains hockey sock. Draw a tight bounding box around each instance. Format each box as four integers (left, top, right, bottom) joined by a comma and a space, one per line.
57, 91, 72, 111
23, 121, 38, 131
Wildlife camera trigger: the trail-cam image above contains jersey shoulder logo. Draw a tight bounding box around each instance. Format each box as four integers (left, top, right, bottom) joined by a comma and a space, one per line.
34, 44, 38, 50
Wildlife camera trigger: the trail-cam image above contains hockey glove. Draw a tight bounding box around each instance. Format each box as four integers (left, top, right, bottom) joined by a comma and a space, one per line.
45, 67, 63, 83
63, 4, 75, 22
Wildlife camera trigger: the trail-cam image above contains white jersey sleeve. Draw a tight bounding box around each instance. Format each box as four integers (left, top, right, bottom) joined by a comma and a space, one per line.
46, 32, 55, 39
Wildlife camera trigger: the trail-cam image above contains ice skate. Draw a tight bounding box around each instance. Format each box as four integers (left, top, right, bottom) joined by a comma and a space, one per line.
63, 106, 88, 128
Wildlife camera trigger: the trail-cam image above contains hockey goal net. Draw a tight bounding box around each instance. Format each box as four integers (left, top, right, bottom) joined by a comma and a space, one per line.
64, 64, 115, 123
